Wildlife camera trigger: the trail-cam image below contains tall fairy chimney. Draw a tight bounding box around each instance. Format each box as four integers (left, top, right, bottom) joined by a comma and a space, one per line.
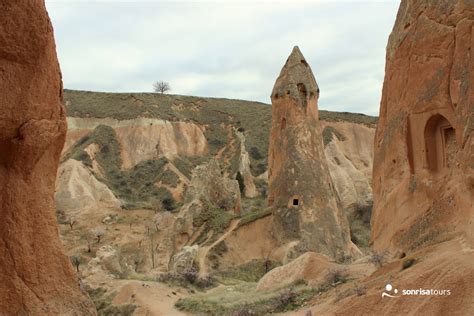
267, 46, 357, 259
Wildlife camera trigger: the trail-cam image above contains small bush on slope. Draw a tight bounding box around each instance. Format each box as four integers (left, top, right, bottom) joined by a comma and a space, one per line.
64, 125, 174, 210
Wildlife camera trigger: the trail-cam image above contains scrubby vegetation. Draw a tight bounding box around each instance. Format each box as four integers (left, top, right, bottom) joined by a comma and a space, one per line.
319, 110, 377, 127
63, 90, 377, 180
158, 267, 217, 290
193, 203, 236, 234
216, 259, 280, 283
175, 281, 328, 315
369, 250, 390, 268
64, 125, 176, 210
86, 286, 136, 316
322, 126, 346, 146
348, 203, 372, 249
238, 207, 273, 228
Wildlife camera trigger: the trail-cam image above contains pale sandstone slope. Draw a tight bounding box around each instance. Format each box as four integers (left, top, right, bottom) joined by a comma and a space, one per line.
65, 117, 208, 168
56, 159, 121, 213
323, 121, 374, 212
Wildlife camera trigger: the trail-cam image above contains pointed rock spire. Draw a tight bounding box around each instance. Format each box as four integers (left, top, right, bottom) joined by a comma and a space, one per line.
271, 46, 319, 104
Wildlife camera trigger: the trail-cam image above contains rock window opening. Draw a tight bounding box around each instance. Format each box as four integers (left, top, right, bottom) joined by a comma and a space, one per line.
293, 198, 299, 206
297, 83, 307, 108
424, 114, 457, 172
281, 118, 287, 129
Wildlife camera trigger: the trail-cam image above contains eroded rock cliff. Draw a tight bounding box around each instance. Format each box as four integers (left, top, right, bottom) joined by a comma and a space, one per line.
0, 1, 95, 314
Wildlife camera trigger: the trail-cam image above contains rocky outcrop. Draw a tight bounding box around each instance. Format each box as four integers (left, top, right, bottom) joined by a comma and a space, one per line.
0, 1, 95, 314
371, 0, 473, 253
166, 159, 241, 264
169, 245, 199, 274
257, 252, 333, 291
56, 159, 121, 212
323, 121, 374, 213
267, 46, 358, 259
183, 159, 241, 214
66, 117, 208, 168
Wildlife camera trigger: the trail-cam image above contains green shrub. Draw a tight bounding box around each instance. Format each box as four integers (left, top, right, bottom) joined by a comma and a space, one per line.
238, 207, 272, 227
86, 286, 136, 316
249, 147, 263, 160
401, 257, 416, 270
322, 126, 346, 146
193, 203, 235, 234
217, 259, 279, 283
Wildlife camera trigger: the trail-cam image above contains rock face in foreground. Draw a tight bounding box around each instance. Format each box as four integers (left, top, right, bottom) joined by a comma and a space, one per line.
0, 1, 95, 314
371, 0, 473, 253
267, 46, 357, 259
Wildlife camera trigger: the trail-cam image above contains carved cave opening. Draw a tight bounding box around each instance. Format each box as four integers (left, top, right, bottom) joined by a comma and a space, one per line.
297, 83, 307, 108
281, 117, 287, 129
424, 114, 457, 172
293, 198, 299, 206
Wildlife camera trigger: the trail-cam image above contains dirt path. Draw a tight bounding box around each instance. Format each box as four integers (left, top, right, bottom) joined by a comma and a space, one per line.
112, 280, 189, 316
197, 218, 240, 277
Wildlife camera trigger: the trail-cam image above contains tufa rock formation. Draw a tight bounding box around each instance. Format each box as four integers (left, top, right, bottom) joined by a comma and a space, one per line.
168, 159, 241, 263
267, 46, 358, 259
0, 1, 95, 314
371, 0, 474, 253
56, 159, 121, 213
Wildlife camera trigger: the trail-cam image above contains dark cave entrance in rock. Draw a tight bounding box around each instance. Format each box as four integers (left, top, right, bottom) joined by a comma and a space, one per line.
292, 198, 299, 206
424, 114, 457, 171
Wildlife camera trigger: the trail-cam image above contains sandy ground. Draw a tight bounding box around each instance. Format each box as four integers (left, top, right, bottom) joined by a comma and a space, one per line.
197, 218, 241, 277
112, 280, 190, 316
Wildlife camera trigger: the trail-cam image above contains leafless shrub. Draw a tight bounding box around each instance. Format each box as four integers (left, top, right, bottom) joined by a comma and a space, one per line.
66, 216, 78, 230
354, 285, 367, 296
231, 305, 257, 316
369, 250, 389, 268
325, 267, 349, 286
153, 81, 171, 94
182, 265, 198, 284
92, 227, 106, 243
132, 251, 144, 272
70, 254, 84, 272
195, 274, 217, 289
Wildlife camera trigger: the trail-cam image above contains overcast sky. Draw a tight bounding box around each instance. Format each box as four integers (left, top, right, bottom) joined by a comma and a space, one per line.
45, 0, 400, 116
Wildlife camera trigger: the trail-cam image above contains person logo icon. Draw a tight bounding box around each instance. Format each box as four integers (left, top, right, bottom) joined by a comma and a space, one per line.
382, 284, 400, 298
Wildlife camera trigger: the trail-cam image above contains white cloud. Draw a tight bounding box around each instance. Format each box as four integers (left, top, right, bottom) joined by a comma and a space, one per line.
45, 0, 399, 115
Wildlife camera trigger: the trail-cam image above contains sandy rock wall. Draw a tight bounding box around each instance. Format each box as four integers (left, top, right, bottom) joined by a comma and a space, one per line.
323, 121, 375, 213
0, 1, 95, 314
65, 117, 208, 168
56, 159, 121, 213
371, 0, 473, 253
